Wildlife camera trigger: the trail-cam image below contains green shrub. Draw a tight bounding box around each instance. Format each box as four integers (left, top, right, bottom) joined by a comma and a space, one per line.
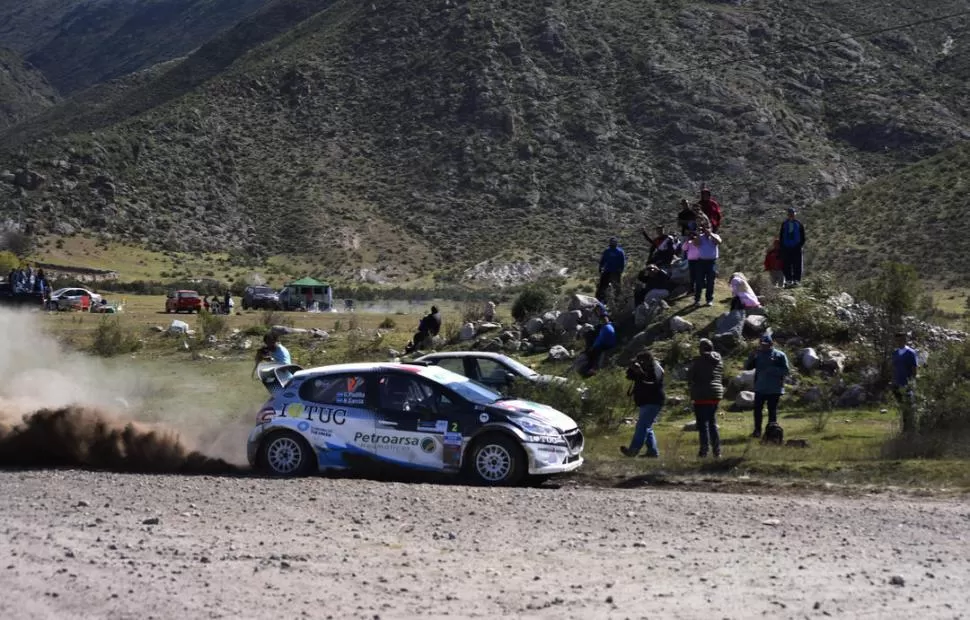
769, 294, 847, 343
511, 286, 552, 322
378, 317, 397, 329
509, 368, 630, 430
0, 250, 19, 274
197, 310, 227, 341
91, 317, 142, 357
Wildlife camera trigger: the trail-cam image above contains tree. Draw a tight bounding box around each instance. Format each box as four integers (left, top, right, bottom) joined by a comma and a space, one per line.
0, 231, 33, 257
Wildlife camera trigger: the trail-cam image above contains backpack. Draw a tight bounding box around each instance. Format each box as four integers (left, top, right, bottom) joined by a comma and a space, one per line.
763, 422, 784, 445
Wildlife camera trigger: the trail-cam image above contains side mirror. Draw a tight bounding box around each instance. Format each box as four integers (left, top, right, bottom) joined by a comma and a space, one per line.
505, 372, 518, 384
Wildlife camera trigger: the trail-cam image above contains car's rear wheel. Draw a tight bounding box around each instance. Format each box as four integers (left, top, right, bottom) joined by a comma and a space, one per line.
259, 431, 314, 477
468, 433, 526, 486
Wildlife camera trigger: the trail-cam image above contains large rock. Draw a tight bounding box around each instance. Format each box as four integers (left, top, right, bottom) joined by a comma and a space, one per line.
568, 294, 600, 313
168, 320, 190, 335
271, 325, 308, 336
669, 316, 693, 333
800, 347, 820, 370
732, 370, 756, 390
556, 309, 583, 332
837, 384, 867, 407
735, 391, 756, 410
459, 323, 477, 341
547, 345, 572, 361
478, 322, 502, 333
743, 315, 768, 338
634, 298, 668, 330
524, 317, 544, 336
310, 328, 330, 340
827, 292, 854, 309
541, 311, 560, 323
820, 350, 847, 374
716, 310, 746, 335
713, 331, 742, 352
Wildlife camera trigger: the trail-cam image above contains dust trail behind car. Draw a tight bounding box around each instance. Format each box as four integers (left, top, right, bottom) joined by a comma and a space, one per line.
0, 308, 244, 473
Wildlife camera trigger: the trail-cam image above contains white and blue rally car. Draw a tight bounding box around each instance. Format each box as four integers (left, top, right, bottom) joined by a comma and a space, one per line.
250, 361, 584, 485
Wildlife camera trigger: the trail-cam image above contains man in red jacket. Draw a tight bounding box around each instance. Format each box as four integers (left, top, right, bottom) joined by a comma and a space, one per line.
695, 188, 722, 233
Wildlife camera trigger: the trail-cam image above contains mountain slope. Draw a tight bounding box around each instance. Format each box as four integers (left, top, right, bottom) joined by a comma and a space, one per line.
1, 0, 969, 282
0, 48, 59, 129
0, 0, 270, 93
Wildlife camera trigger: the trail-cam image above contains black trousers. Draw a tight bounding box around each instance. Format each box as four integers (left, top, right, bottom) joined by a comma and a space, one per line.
596, 272, 621, 302
781, 247, 802, 283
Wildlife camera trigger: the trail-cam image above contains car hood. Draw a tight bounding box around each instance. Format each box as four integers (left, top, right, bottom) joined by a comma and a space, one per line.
487, 399, 578, 432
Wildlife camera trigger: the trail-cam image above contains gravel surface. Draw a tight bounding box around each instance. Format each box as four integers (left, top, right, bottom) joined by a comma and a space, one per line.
1, 471, 968, 619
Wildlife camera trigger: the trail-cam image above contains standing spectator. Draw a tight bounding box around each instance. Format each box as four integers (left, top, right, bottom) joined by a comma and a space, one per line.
483, 300, 496, 322
642, 225, 678, 268
620, 351, 665, 458
729, 272, 761, 313
202, 296, 211, 312
223, 290, 232, 314
688, 225, 722, 307
779, 208, 806, 287
744, 334, 791, 438
596, 237, 626, 303
763, 239, 785, 287
677, 199, 697, 236
581, 311, 616, 377
34, 268, 46, 294
891, 332, 919, 433
403, 305, 442, 355
687, 338, 724, 458
695, 188, 723, 233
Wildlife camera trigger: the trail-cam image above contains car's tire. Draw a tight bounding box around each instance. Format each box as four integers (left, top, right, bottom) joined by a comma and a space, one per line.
258, 431, 315, 477
468, 433, 526, 486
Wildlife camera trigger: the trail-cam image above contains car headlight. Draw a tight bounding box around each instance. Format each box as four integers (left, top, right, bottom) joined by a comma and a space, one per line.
514, 417, 558, 437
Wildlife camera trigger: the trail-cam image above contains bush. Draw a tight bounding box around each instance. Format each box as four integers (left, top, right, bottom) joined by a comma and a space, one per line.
90, 317, 142, 357
856, 262, 922, 386
511, 286, 552, 322
508, 368, 630, 430
260, 309, 293, 329
0, 250, 20, 274
769, 294, 847, 343
197, 310, 227, 341
378, 317, 396, 329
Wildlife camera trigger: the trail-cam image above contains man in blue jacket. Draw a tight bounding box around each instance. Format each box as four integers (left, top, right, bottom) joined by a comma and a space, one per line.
581, 311, 616, 377
779, 208, 806, 287
744, 333, 791, 438
596, 237, 626, 303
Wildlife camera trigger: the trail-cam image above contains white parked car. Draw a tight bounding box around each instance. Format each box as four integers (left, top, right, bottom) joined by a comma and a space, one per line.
49, 287, 103, 310
249, 361, 584, 485
414, 352, 569, 392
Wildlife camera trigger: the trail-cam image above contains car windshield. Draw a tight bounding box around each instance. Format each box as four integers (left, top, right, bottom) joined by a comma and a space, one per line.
500, 356, 540, 378
444, 378, 501, 405
181, 292, 200, 299
253, 287, 274, 295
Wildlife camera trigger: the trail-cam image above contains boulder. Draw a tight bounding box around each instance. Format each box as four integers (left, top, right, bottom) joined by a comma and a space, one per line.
168, 320, 190, 335
478, 322, 502, 333
541, 310, 560, 323
827, 292, 854, 309
235, 339, 253, 351
732, 370, 756, 390
579, 323, 596, 337
800, 347, 820, 371
778, 294, 797, 306
669, 315, 693, 333
735, 391, 756, 410
568, 294, 600, 313
745, 306, 767, 317
820, 350, 846, 374
743, 315, 768, 338
498, 330, 518, 342
716, 310, 746, 336
634, 298, 668, 330
556, 309, 583, 332
800, 386, 823, 404
503, 339, 521, 352
310, 328, 330, 340
837, 384, 867, 407
682, 421, 698, 432
459, 323, 477, 341
483, 338, 504, 352
271, 325, 308, 336
524, 317, 544, 336
713, 330, 742, 352
548, 345, 572, 361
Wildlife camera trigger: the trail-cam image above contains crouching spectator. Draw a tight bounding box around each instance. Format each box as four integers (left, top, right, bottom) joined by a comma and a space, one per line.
404, 306, 442, 355
729, 272, 761, 313
763, 239, 785, 287
620, 351, 665, 458
687, 338, 724, 458
634, 263, 672, 306
580, 310, 616, 377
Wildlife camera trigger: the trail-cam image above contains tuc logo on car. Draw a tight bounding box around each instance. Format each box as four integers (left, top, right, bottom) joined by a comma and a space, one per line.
282, 403, 347, 425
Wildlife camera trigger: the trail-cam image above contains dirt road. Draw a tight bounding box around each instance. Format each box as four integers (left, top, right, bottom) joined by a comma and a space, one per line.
0, 472, 967, 619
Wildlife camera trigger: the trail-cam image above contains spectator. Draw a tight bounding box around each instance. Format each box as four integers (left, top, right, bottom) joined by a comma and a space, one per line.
688, 224, 722, 307
404, 305, 443, 355
743, 333, 791, 438
224, 290, 232, 315
695, 188, 723, 233
253, 333, 292, 374
634, 263, 672, 306
677, 199, 697, 236
642, 225, 677, 268
596, 237, 626, 303
620, 351, 665, 458
687, 338, 724, 458
779, 208, 806, 287
581, 310, 616, 377
483, 300, 496, 322
34, 268, 46, 293
729, 272, 761, 313
202, 296, 211, 312
763, 239, 785, 287
891, 332, 919, 433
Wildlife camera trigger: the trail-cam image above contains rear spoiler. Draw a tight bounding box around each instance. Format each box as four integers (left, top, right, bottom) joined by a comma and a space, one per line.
255, 362, 304, 395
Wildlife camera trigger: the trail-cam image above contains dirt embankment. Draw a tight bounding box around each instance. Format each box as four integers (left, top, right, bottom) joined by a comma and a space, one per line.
1, 471, 968, 619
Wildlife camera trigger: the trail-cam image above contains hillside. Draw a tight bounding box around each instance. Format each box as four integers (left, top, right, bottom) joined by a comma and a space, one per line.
0, 0, 270, 94
1, 0, 969, 283
0, 48, 58, 129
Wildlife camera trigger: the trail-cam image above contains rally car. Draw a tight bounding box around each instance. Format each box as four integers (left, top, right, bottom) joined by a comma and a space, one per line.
249, 361, 584, 485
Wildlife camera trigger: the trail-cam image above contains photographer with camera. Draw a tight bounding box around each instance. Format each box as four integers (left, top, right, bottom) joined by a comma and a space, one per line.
620, 350, 665, 458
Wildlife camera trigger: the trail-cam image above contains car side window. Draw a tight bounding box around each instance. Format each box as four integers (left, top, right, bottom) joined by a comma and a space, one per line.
476, 359, 510, 384
300, 375, 368, 406
378, 375, 437, 415
435, 358, 466, 376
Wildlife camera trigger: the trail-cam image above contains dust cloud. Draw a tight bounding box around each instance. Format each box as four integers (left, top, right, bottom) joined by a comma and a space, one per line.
0, 309, 247, 473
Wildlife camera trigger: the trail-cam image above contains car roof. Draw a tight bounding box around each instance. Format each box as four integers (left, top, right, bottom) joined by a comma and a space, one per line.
293, 361, 467, 383
416, 351, 514, 361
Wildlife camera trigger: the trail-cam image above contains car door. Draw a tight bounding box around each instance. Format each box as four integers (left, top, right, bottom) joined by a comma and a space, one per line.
372, 373, 458, 470
296, 372, 374, 467
470, 357, 515, 391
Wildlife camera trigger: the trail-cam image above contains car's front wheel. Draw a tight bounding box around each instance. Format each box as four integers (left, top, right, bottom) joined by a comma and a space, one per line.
258, 431, 314, 477
468, 433, 526, 486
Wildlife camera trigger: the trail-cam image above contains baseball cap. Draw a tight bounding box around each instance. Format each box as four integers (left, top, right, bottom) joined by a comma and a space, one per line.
760, 334, 773, 344
786, 207, 796, 214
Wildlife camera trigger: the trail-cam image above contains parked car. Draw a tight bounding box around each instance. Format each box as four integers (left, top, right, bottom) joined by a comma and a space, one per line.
242, 286, 281, 310
414, 352, 568, 392
249, 361, 584, 485
49, 287, 103, 311
165, 290, 202, 313
0, 281, 45, 308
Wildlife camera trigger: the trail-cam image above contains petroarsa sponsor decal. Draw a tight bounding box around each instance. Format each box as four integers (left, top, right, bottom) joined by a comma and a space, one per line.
353, 432, 422, 452
282, 402, 347, 425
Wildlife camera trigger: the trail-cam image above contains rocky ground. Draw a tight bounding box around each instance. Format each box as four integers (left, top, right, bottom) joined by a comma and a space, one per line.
1, 471, 967, 619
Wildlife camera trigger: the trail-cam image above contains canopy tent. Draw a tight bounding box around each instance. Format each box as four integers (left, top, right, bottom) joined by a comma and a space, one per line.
280, 277, 333, 311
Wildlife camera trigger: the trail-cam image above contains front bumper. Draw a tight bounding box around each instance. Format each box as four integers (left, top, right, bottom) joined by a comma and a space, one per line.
523, 427, 585, 475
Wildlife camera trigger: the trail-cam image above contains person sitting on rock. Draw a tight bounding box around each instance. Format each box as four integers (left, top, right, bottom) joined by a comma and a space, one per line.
729, 272, 761, 313
596, 237, 626, 303
694, 188, 723, 233
580, 310, 616, 377
635, 263, 673, 306
642, 225, 678, 268
763, 239, 785, 288
404, 305, 442, 355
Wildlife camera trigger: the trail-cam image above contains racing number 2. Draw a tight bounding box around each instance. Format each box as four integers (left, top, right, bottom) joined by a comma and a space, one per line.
450, 422, 459, 432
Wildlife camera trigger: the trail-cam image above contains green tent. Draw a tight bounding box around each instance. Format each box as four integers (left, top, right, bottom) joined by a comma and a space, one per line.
286, 277, 329, 288
280, 277, 333, 311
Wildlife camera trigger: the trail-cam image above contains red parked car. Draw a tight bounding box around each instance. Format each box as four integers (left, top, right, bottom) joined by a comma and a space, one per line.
165, 290, 203, 313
